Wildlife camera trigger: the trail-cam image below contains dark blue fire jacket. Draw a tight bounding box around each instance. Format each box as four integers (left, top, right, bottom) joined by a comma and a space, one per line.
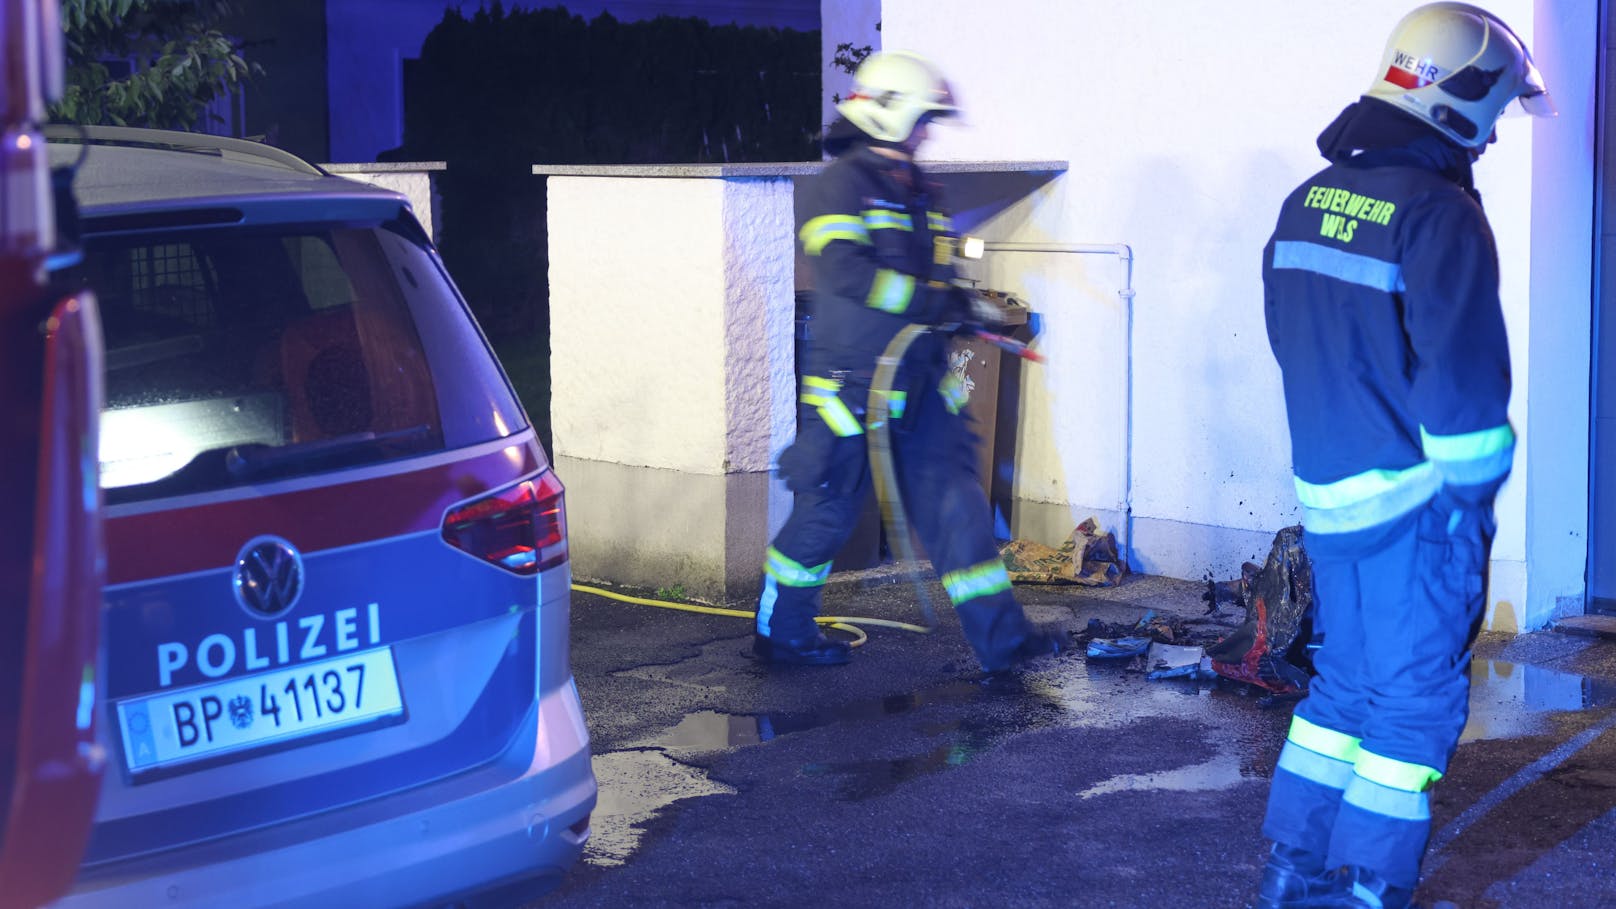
1263, 103, 1515, 541
797, 143, 961, 387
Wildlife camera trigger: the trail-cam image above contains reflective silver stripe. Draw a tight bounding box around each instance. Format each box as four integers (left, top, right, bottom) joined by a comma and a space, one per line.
765, 547, 832, 587
1298, 465, 1442, 535
863, 209, 913, 231
867, 269, 916, 314
1294, 462, 1434, 510
1276, 741, 1356, 790
1421, 424, 1515, 486
756, 576, 778, 635
1272, 240, 1405, 293
884, 390, 907, 419
1434, 446, 1514, 485
1343, 774, 1431, 821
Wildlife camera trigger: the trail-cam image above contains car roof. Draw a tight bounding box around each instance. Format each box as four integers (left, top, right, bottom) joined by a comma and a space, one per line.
47, 127, 405, 217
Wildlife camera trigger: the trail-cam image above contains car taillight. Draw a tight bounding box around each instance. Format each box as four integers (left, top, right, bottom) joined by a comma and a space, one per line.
441, 471, 567, 575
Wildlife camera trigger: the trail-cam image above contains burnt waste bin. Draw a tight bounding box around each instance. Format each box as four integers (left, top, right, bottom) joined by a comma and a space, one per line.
947, 290, 1031, 522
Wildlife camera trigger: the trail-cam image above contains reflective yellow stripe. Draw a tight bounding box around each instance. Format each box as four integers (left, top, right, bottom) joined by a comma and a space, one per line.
883, 390, 907, 419
927, 211, 952, 232
941, 559, 1012, 605
939, 372, 969, 414
800, 214, 871, 256
800, 376, 864, 437
1293, 462, 1441, 535
1421, 423, 1515, 485
1287, 715, 1361, 762
764, 546, 832, 587
1420, 424, 1514, 461
862, 209, 913, 231
1355, 749, 1441, 792
867, 269, 916, 314
1293, 462, 1435, 510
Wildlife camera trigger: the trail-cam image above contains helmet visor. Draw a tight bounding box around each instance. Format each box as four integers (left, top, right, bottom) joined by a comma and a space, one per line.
1503, 58, 1555, 118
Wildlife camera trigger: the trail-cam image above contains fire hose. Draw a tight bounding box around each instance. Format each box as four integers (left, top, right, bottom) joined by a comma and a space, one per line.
866, 313, 1047, 631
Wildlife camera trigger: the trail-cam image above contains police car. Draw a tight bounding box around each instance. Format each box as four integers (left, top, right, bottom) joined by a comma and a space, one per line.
48, 127, 595, 908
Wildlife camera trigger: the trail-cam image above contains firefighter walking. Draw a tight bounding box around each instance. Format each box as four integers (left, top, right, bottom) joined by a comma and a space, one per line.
1256, 5, 1553, 907
753, 50, 1058, 672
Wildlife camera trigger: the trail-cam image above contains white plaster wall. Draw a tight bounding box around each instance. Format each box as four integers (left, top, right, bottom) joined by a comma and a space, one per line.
721, 179, 799, 473
549, 176, 797, 478
327, 169, 439, 240
550, 177, 732, 474
884, 0, 1586, 612
1518, 0, 1597, 630
821, 0, 883, 135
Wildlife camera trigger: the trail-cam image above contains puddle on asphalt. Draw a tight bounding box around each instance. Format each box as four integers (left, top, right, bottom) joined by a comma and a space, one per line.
1462, 659, 1616, 742
585, 749, 738, 867
646, 680, 990, 751
584, 680, 1008, 865
1076, 750, 1250, 798
588, 663, 1293, 866
799, 718, 1006, 801
587, 656, 1616, 866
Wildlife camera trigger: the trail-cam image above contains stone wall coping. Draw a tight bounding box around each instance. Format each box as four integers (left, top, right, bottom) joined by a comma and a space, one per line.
529, 160, 1068, 177
322, 161, 447, 173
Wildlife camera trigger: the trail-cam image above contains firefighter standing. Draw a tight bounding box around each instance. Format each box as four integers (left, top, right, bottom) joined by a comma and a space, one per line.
753, 51, 1059, 671
1256, 5, 1553, 907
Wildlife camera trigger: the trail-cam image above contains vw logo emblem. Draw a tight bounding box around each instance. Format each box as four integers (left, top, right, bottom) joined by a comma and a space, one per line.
233, 535, 305, 619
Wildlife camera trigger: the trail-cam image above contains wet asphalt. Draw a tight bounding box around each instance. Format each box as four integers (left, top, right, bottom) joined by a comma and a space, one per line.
527, 571, 1616, 909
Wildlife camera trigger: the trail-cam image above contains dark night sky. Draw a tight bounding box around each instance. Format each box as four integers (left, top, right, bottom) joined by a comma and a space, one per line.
327, 0, 820, 161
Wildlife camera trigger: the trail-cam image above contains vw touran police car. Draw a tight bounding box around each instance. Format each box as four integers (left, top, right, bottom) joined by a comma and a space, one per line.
47, 127, 594, 908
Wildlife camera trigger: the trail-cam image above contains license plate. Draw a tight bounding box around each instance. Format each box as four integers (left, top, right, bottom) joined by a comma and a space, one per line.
117, 647, 404, 774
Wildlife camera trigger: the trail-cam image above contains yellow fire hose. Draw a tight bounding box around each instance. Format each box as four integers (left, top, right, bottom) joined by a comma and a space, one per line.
570, 583, 931, 648
867, 323, 941, 630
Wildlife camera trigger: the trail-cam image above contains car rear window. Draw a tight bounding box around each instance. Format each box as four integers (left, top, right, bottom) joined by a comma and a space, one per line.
84, 216, 528, 504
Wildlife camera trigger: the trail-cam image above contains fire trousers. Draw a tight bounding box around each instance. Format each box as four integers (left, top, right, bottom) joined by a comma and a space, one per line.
1261, 491, 1495, 887
757, 364, 1035, 671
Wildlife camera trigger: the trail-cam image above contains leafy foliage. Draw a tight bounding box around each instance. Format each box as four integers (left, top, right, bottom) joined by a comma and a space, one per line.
52, 0, 258, 130
829, 41, 872, 104
828, 20, 877, 103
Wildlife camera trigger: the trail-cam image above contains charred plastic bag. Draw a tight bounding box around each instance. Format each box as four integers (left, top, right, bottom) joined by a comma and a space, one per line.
1206, 526, 1315, 694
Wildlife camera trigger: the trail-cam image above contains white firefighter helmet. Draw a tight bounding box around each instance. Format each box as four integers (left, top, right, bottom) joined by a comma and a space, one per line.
1364, 2, 1554, 148
836, 50, 960, 144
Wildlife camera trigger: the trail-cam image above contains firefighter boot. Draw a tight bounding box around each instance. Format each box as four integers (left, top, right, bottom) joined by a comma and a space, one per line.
1003, 624, 1064, 667
752, 632, 852, 666
1256, 842, 1342, 908
1326, 866, 1417, 909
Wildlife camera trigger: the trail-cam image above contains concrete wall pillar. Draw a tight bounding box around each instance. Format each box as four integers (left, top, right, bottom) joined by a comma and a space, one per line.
544, 166, 812, 601
324, 162, 445, 240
